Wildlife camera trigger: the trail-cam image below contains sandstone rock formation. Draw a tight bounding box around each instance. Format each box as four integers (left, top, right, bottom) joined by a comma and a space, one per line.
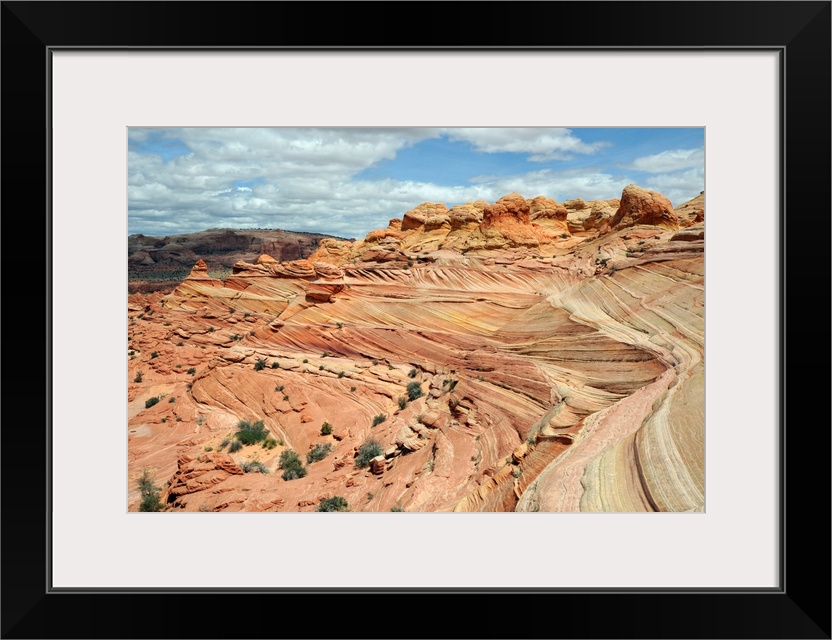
128, 185, 704, 513
128, 228, 350, 293
610, 184, 679, 229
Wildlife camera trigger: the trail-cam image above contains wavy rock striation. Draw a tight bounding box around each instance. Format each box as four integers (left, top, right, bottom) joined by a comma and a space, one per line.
127, 186, 704, 512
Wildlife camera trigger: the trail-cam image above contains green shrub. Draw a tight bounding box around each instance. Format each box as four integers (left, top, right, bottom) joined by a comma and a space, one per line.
338, 371, 345, 378
239, 460, 269, 474
218, 438, 230, 451
235, 419, 269, 445
228, 439, 243, 453
356, 438, 383, 467
371, 414, 387, 427
271, 361, 280, 369
307, 443, 332, 464
151, 351, 159, 359
134, 372, 143, 383
145, 396, 160, 409
275, 385, 284, 392
137, 468, 163, 512
169, 396, 176, 403
397, 396, 407, 410
254, 358, 267, 371
408, 368, 418, 378
322, 351, 329, 358
140, 492, 163, 512
406, 381, 423, 402
336, 322, 343, 329
208, 326, 215, 332
279, 449, 307, 481
262, 437, 279, 450
319, 365, 325, 371
176, 341, 184, 347
317, 496, 349, 512
187, 367, 196, 375
303, 359, 309, 364
320, 422, 333, 436
391, 505, 404, 512
204, 446, 213, 452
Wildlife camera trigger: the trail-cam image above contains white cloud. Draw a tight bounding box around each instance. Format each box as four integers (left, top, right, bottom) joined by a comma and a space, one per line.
630, 148, 704, 173
645, 167, 705, 206
443, 128, 608, 161
129, 128, 700, 238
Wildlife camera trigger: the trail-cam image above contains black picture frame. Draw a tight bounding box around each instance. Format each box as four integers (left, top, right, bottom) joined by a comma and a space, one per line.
2, 2, 829, 638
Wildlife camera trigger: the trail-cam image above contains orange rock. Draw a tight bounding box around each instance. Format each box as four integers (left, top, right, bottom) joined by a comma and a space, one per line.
610, 184, 679, 229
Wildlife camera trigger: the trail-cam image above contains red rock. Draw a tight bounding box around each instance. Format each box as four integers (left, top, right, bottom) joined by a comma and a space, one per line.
370, 456, 386, 475
610, 184, 679, 229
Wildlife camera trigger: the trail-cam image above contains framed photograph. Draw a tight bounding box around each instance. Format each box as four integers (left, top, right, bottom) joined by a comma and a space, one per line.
3, 2, 829, 638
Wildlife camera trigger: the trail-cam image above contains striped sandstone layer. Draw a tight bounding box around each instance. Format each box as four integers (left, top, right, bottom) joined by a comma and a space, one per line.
127, 186, 704, 512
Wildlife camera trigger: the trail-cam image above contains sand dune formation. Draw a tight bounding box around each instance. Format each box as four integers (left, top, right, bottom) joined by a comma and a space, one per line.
127, 184, 704, 512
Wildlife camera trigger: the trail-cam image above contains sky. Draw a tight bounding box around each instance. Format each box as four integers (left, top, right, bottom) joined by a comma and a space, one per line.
128, 127, 704, 239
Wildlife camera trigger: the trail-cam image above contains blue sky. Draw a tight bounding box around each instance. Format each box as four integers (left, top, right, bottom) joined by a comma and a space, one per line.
128, 127, 704, 238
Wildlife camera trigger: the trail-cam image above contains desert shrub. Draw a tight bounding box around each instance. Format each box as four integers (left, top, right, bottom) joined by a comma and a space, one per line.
338, 371, 345, 378
239, 460, 269, 474
322, 351, 329, 358
150, 351, 159, 359
350, 386, 356, 392
204, 446, 213, 452
307, 443, 332, 464
235, 419, 269, 445
228, 439, 243, 453
271, 361, 280, 369
262, 437, 279, 450
397, 396, 407, 410
169, 396, 176, 403
336, 322, 343, 329
371, 414, 387, 427
254, 358, 267, 371
275, 385, 284, 392
187, 367, 196, 375
303, 359, 308, 364
176, 341, 184, 347
317, 496, 349, 512
278, 449, 307, 480
391, 505, 404, 512
244, 312, 251, 318
218, 438, 230, 451
230, 334, 242, 341
145, 396, 160, 409
319, 365, 325, 371
137, 468, 163, 512
208, 326, 215, 332
356, 438, 383, 468
408, 368, 418, 378
406, 381, 423, 401
134, 372, 143, 383
320, 422, 333, 436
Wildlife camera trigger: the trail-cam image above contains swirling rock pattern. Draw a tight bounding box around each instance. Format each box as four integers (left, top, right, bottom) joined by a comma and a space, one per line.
127, 186, 704, 512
